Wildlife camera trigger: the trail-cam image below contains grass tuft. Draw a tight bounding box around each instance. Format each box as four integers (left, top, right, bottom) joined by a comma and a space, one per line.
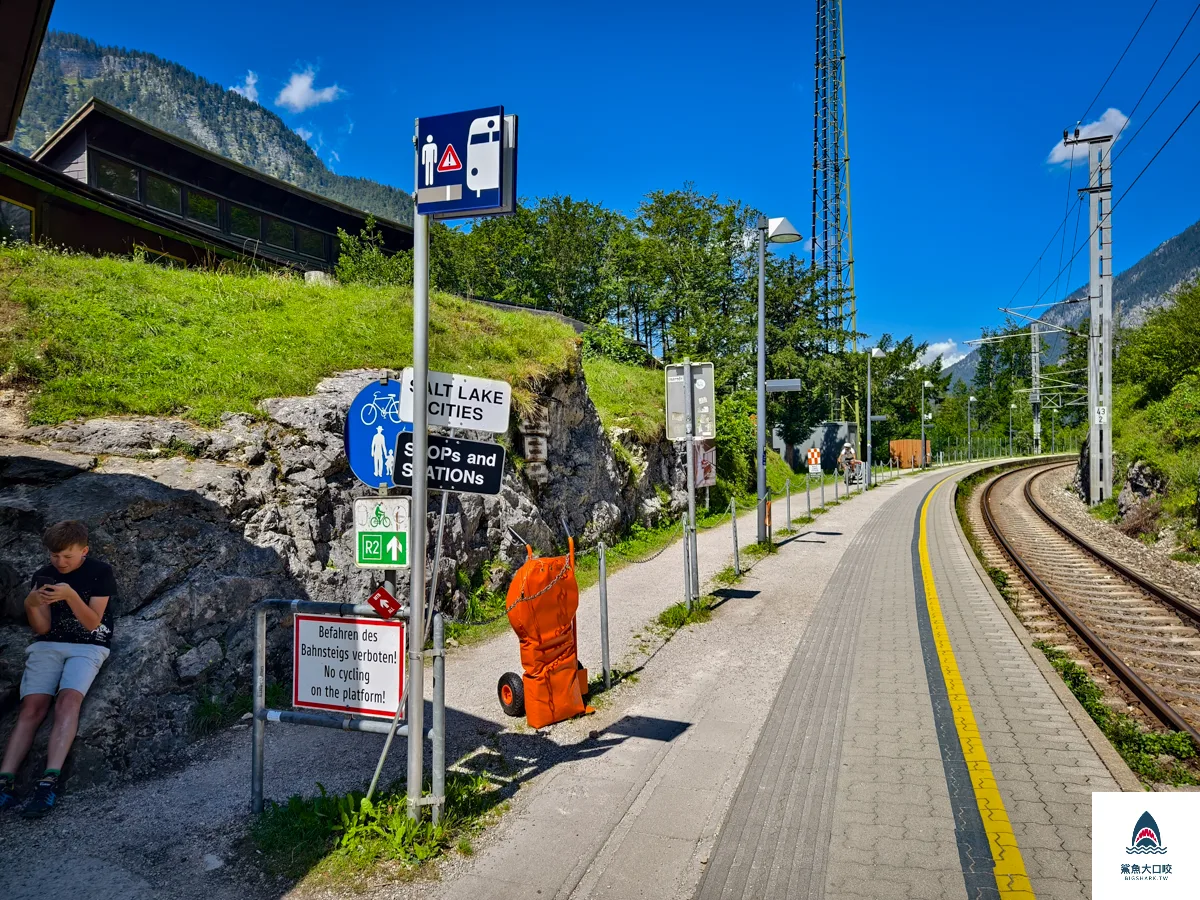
655, 595, 714, 630
250, 773, 497, 885
1033, 641, 1197, 785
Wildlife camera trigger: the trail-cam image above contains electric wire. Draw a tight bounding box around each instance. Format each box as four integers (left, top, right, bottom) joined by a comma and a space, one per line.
1077, 0, 1160, 125
1113, 2, 1200, 153
1006, 0, 1161, 310
1114, 41, 1200, 163
1029, 95, 1200, 308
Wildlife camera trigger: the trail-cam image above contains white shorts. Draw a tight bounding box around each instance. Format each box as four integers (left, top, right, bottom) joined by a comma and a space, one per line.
19, 641, 110, 699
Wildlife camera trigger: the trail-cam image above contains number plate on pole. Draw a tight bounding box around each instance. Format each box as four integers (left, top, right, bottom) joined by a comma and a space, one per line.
1094, 405, 1108, 426
354, 498, 410, 568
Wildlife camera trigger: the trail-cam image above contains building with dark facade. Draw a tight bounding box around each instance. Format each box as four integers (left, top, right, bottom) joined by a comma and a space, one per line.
1, 95, 412, 269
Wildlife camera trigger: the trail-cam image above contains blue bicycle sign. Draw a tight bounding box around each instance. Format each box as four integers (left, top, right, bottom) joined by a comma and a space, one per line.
345, 379, 412, 489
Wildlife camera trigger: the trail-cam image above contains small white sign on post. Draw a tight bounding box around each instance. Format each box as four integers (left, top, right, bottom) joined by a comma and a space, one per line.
353, 498, 410, 569
1094, 405, 1109, 426
293, 615, 405, 719
806, 447, 822, 475
399, 368, 512, 433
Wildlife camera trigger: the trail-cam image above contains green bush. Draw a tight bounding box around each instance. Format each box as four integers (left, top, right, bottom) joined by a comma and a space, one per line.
335, 215, 414, 286
581, 323, 651, 365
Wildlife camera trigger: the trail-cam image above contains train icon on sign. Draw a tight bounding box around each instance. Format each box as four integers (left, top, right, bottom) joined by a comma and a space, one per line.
467, 115, 502, 197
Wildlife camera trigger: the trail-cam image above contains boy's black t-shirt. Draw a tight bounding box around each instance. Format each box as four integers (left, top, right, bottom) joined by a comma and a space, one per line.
29, 558, 117, 648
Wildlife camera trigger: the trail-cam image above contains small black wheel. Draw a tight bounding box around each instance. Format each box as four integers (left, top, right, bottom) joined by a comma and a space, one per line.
497, 672, 525, 717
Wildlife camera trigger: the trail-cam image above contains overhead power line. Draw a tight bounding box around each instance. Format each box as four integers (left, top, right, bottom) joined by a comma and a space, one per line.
1031, 95, 1200, 307
1077, 0, 1160, 124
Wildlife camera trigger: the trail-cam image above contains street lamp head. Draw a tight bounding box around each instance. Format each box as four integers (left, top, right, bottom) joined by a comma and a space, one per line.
1010, 403, 1016, 409
969, 396, 976, 403
870, 347, 886, 359
767, 216, 803, 244
923, 380, 933, 388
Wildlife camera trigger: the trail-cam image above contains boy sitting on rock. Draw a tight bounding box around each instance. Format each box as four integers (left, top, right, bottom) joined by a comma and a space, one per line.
0, 520, 116, 818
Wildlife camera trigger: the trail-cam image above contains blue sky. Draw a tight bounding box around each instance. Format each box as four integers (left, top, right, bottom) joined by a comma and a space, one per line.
48, 0, 1200, 366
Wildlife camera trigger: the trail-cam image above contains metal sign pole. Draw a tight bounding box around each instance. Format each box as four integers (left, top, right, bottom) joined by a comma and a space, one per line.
786, 479, 791, 528
681, 512, 692, 611
730, 499, 741, 575
598, 543, 611, 690
407, 145, 431, 821
806, 473, 811, 517
683, 361, 699, 602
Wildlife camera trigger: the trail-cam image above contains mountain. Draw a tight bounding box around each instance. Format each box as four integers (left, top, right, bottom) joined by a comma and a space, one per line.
946, 216, 1200, 384
7, 32, 412, 225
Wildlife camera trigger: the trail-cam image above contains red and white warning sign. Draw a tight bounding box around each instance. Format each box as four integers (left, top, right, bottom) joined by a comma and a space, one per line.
293, 615, 405, 719
437, 144, 462, 172
366, 584, 401, 619
806, 447, 822, 475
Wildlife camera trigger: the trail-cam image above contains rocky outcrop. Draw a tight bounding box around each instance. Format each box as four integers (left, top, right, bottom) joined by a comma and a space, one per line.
0, 358, 682, 785
1116, 460, 1167, 518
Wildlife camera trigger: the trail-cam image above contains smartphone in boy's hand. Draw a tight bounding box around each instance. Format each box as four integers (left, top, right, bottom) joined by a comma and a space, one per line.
33, 574, 57, 590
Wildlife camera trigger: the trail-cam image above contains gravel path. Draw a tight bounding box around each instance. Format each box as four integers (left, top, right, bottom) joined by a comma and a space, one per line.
0, 475, 912, 900
1035, 464, 1200, 606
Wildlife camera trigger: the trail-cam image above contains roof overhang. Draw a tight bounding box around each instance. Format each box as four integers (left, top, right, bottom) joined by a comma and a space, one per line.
0, 1, 56, 142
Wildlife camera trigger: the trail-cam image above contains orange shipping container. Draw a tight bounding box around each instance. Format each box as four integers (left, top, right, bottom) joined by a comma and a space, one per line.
889, 439, 931, 469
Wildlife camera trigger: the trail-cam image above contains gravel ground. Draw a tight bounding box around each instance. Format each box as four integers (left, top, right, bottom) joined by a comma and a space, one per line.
0, 476, 906, 900
1035, 465, 1200, 606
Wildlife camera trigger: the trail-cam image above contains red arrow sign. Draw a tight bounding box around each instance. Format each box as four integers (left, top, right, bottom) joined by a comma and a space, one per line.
367, 584, 401, 619
437, 144, 462, 172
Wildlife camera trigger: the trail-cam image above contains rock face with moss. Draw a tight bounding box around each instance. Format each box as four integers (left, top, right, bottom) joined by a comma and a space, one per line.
0, 359, 682, 786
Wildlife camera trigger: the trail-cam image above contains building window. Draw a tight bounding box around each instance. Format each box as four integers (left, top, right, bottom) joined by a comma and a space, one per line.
187, 191, 220, 228
265, 217, 294, 250
0, 198, 33, 243
145, 173, 182, 216
95, 156, 139, 200
297, 226, 325, 259
230, 205, 260, 240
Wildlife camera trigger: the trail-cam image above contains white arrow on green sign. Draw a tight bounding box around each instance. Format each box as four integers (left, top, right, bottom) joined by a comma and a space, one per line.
354, 498, 410, 569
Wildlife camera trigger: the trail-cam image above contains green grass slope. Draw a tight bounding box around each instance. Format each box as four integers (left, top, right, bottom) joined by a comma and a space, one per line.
0, 246, 583, 425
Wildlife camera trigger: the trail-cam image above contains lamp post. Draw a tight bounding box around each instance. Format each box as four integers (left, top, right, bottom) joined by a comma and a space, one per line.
968, 396, 976, 462
866, 347, 886, 485
1009, 403, 1016, 457
755, 214, 802, 542
922, 380, 933, 467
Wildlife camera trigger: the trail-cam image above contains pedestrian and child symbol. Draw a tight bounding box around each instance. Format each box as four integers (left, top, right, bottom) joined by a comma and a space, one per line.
345, 379, 411, 490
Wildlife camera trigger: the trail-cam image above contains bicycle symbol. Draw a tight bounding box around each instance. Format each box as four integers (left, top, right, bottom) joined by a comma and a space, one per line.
369, 504, 392, 528
360, 391, 403, 426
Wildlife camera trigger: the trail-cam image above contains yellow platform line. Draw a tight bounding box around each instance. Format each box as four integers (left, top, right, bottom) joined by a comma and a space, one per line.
920, 478, 1035, 899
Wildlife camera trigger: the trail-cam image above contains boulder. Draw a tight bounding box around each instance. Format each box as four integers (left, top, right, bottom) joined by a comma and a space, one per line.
176, 639, 223, 681
1118, 460, 1167, 518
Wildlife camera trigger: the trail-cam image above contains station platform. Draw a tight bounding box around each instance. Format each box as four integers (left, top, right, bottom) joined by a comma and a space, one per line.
434, 467, 1133, 900
694, 469, 1131, 900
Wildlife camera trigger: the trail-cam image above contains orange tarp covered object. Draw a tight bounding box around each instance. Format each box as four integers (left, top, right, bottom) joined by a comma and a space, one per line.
505, 539, 588, 729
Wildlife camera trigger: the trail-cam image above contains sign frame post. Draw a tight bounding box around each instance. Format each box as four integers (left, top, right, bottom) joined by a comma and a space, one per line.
683, 360, 699, 605
407, 123, 430, 821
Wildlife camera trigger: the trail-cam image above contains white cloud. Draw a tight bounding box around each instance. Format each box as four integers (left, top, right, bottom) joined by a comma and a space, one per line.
275, 68, 343, 113
231, 70, 259, 103
295, 127, 314, 142
1046, 108, 1129, 166
920, 339, 965, 368
329, 150, 341, 163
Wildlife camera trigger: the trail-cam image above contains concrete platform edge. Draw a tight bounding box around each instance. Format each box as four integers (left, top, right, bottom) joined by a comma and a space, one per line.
945, 464, 1142, 793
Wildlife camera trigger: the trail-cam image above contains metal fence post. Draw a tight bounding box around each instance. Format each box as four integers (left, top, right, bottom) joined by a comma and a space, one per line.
730, 499, 741, 576
806, 473, 811, 517
431, 612, 445, 825
599, 542, 611, 690
682, 512, 692, 611
786, 479, 791, 528
834, 471, 839, 502
251, 606, 267, 814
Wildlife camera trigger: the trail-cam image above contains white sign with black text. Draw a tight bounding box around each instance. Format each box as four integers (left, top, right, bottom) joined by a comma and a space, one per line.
399, 368, 511, 433
293, 615, 405, 719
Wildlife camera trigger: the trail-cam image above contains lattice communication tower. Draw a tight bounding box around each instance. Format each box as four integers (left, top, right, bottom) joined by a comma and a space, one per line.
812, 0, 856, 351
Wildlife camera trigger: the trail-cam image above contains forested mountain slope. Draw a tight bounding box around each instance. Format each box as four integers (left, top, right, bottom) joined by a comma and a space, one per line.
7, 32, 412, 224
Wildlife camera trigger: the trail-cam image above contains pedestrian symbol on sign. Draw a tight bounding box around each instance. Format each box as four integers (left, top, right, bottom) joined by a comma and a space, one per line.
422, 135, 438, 187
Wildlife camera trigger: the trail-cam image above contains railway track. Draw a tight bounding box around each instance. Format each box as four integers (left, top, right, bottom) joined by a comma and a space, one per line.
980, 461, 1200, 747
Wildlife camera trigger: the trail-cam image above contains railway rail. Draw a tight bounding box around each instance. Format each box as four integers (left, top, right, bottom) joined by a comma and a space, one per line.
980, 461, 1200, 748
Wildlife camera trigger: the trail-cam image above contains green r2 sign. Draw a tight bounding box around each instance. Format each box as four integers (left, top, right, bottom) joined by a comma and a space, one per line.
354, 498, 411, 569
